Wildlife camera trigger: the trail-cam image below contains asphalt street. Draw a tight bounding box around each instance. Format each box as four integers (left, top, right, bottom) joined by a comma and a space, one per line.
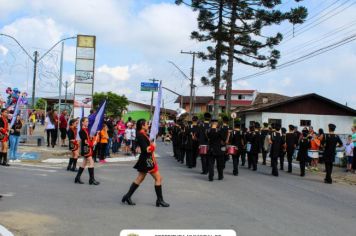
1, 142, 356, 236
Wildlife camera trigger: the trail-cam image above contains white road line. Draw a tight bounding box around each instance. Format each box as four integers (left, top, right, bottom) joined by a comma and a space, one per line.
0, 225, 14, 236
11, 163, 63, 169
0, 192, 15, 197
9, 166, 58, 173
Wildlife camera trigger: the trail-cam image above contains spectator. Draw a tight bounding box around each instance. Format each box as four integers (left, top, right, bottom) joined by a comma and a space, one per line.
45, 110, 57, 148
105, 116, 114, 157
124, 122, 136, 155
117, 118, 126, 152
344, 135, 354, 172
351, 126, 356, 174
9, 114, 23, 161
98, 124, 109, 163
59, 110, 68, 147
29, 110, 36, 135
309, 132, 320, 171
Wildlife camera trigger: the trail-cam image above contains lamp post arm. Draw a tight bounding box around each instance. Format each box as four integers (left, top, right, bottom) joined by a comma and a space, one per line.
0, 33, 34, 62
167, 60, 190, 81
38, 36, 76, 62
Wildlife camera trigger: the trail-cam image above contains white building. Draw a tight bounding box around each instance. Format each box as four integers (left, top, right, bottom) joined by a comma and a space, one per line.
238, 93, 356, 134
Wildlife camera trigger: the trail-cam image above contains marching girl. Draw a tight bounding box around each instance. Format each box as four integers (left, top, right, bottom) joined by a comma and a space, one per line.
74, 117, 100, 185
67, 119, 79, 172
122, 119, 169, 207
0, 109, 10, 166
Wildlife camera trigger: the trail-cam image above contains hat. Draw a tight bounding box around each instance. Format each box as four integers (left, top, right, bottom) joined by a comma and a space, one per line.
263, 122, 268, 128
211, 118, 219, 123
275, 123, 281, 131
204, 112, 212, 120
281, 127, 287, 134
222, 116, 229, 123
302, 129, 308, 137
254, 122, 261, 129
288, 124, 295, 130
328, 123, 336, 131
192, 116, 198, 122
234, 121, 241, 128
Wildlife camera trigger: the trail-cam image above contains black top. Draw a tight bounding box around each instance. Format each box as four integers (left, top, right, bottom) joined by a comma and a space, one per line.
297, 137, 310, 161
246, 131, 261, 154
79, 128, 90, 156
10, 120, 22, 136
220, 125, 229, 146
323, 134, 343, 163
270, 132, 284, 158
229, 130, 244, 150
286, 132, 298, 152
207, 128, 224, 155
198, 122, 210, 145
106, 120, 114, 138
133, 132, 153, 173
0, 117, 9, 129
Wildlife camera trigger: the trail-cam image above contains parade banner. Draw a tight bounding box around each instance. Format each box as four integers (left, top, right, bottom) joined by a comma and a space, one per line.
89, 100, 107, 137
73, 35, 96, 118
149, 81, 162, 141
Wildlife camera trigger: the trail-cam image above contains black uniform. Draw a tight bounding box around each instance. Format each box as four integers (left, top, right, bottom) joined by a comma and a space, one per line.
260, 128, 269, 165
185, 124, 194, 168
178, 125, 186, 164
247, 131, 260, 171
323, 133, 342, 183
279, 133, 287, 170
286, 132, 298, 173
220, 124, 230, 165
133, 132, 154, 173
191, 123, 199, 168
297, 137, 310, 176
207, 128, 225, 181
197, 121, 210, 174
270, 131, 284, 176
240, 128, 248, 166
229, 129, 244, 175
171, 124, 180, 159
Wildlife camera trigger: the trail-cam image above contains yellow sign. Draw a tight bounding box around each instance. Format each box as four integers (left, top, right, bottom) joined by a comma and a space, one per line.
77, 35, 95, 48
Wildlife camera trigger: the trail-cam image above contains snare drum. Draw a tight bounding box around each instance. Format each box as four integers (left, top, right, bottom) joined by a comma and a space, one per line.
308, 150, 319, 159
199, 145, 209, 155
226, 145, 237, 155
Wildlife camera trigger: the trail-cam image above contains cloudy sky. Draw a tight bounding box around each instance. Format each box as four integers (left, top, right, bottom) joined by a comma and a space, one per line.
0, 0, 356, 109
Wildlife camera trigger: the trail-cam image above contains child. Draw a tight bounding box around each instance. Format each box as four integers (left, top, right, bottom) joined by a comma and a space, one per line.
344, 135, 354, 172
98, 124, 109, 163
309, 133, 321, 171
124, 122, 136, 155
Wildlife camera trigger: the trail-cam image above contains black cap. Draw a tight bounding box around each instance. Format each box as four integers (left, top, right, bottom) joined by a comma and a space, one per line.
255, 122, 261, 129
275, 123, 281, 131
302, 129, 308, 137
288, 124, 295, 130
263, 122, 268, 128
328, 123, 336, 131
222, 116, 229, 123
234, 121, 241, 128
192, 116, 198, 122
281, 127, 287, 134
211, 119, 219, 123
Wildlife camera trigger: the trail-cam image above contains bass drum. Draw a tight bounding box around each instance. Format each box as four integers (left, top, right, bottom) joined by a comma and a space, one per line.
199, 145, 209, 155
226, 145, 237, 155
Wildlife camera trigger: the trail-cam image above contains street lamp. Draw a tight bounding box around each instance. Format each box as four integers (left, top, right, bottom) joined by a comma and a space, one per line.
0, 33, 76, 108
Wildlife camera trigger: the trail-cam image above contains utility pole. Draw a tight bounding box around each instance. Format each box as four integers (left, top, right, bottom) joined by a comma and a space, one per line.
31, 51, 39, 108
64, 81, 68, 104
180, 51, 197, 120
149, 78, 158, 120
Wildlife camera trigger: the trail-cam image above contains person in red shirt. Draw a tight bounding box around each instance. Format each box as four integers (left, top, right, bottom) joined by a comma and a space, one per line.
59, 110, 68, 147
0, 109, 10, 166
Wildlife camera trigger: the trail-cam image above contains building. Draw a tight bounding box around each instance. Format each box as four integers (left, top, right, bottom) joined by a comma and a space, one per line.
125, 100, 176, 121
175, 89, 257, 114
238, 93, 356, 134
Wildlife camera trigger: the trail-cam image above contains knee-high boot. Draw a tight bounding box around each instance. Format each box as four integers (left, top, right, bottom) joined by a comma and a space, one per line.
122, 182, 139, 205
67, 158, 73, 171
88, 167, 100, 185
2, 152, 9, 166
71, 158, 78, 171
0, 153, 3, 164
155, 185, 170, 207
74, 167, 84, 184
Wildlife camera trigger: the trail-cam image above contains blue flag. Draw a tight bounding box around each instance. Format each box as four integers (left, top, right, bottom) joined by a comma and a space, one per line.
149, 81, 162, 141
89, 100, 107, 137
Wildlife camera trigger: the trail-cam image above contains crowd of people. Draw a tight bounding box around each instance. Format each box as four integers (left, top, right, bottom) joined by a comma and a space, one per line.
168, 112, 355, 184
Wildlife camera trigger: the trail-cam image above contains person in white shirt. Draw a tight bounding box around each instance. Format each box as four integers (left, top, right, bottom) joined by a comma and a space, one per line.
124, 122, 136, 155
345, 135, 354, 172
44, 110, 57, 148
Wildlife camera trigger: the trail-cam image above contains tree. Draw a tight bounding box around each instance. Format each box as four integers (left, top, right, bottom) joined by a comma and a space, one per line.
223, 0, 307, 112
35, 98, 46, 110
93, 91, 128, 117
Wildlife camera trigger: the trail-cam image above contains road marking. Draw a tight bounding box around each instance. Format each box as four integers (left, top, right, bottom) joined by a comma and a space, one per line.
0, 225, 14, 236
0, 192, 15, 197
11, 163, 62, 169
9, 166, 57, 173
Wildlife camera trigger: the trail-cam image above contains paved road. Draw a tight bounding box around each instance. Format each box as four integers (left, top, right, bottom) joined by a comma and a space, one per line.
1, 142, 356, 236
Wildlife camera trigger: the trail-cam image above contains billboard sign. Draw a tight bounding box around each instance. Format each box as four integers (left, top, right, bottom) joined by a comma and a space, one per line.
140, 82, 159, 92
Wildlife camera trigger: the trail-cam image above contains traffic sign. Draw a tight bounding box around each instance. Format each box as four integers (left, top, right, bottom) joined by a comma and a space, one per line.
231, 112, 237, 119
140, 82, 159, 92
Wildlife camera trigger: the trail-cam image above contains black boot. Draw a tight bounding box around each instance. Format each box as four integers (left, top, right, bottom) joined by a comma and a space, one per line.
122, 182, 139, 205
88, 168, 100, 185
67, 158, 73, 171
71, 159, 78, 172
0, 153, 3, 165
2, 153, 9, 166
74, 167, 84, 184
155, 185, 170, 207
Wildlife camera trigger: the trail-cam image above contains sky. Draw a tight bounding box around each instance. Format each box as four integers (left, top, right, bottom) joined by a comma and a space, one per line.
0, 0, 356, 110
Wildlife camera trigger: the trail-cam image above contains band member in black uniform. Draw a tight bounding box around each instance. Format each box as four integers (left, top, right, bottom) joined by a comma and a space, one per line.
185, 121, 194, 168
245, 125, 252, 169
171, 121, 180, 160
74, 117, 100, 185
207, 119, 225, 181
0, 109, 10, 166
190, 116, 200, 168
229, 121, 244, 176
270, 123, 284, 176
240, 126, 248, 166
322, 124, 343, 184
67, 119, 79, 172
260, 123, 269, 165
286, 125, 298, 173
253, 122, 262, 169
220, 116, 230, 167
178, 122, 186, 164
297, 129, 310, 177
197, 112, 211, 175
122, 119, 169, 207
247, 124, 260, 171
279, 127, 287, 170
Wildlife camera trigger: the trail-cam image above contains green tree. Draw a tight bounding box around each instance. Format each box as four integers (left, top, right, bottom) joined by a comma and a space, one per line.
93, 91, 128, 117
35, 98, 46, 110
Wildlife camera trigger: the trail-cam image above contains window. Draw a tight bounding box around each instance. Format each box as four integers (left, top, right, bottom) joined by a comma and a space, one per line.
194, 106, 201, 113
238, 95, 242, 100
300, 120, 311, 127
224, 95, 226, 100
268, 119, 282, 126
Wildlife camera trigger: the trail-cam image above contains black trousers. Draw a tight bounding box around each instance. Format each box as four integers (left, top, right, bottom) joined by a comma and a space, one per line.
208, 154, 224, 180
240, 150, 246, 166
247, 152, 252, 168
172, 142, 178, 158
271, 156, 279, 176
250, 153, 258, 170
99, 143, 107, 160
279, 151, 286, 170
299, 160, 305, 176
262, 149, 268, 164
191, 146, 198, 168
179, 148, 185, 163
46, 129, 57, 146
232, 152, 241, 174
287, 149, 295, 173
186, 149, 192, 167
201, 154, 208, 174
325, 162, 333, 182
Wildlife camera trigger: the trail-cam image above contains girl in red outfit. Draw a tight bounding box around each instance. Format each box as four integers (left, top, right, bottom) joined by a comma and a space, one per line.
0, 109, 9, 166
122, 119, 169, 207
74, 117, 100, 185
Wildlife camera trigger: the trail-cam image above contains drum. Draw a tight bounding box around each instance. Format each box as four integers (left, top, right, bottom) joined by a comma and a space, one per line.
226, 145, 237, 155
199, 145, 208, 155
308, 150, 319, 159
